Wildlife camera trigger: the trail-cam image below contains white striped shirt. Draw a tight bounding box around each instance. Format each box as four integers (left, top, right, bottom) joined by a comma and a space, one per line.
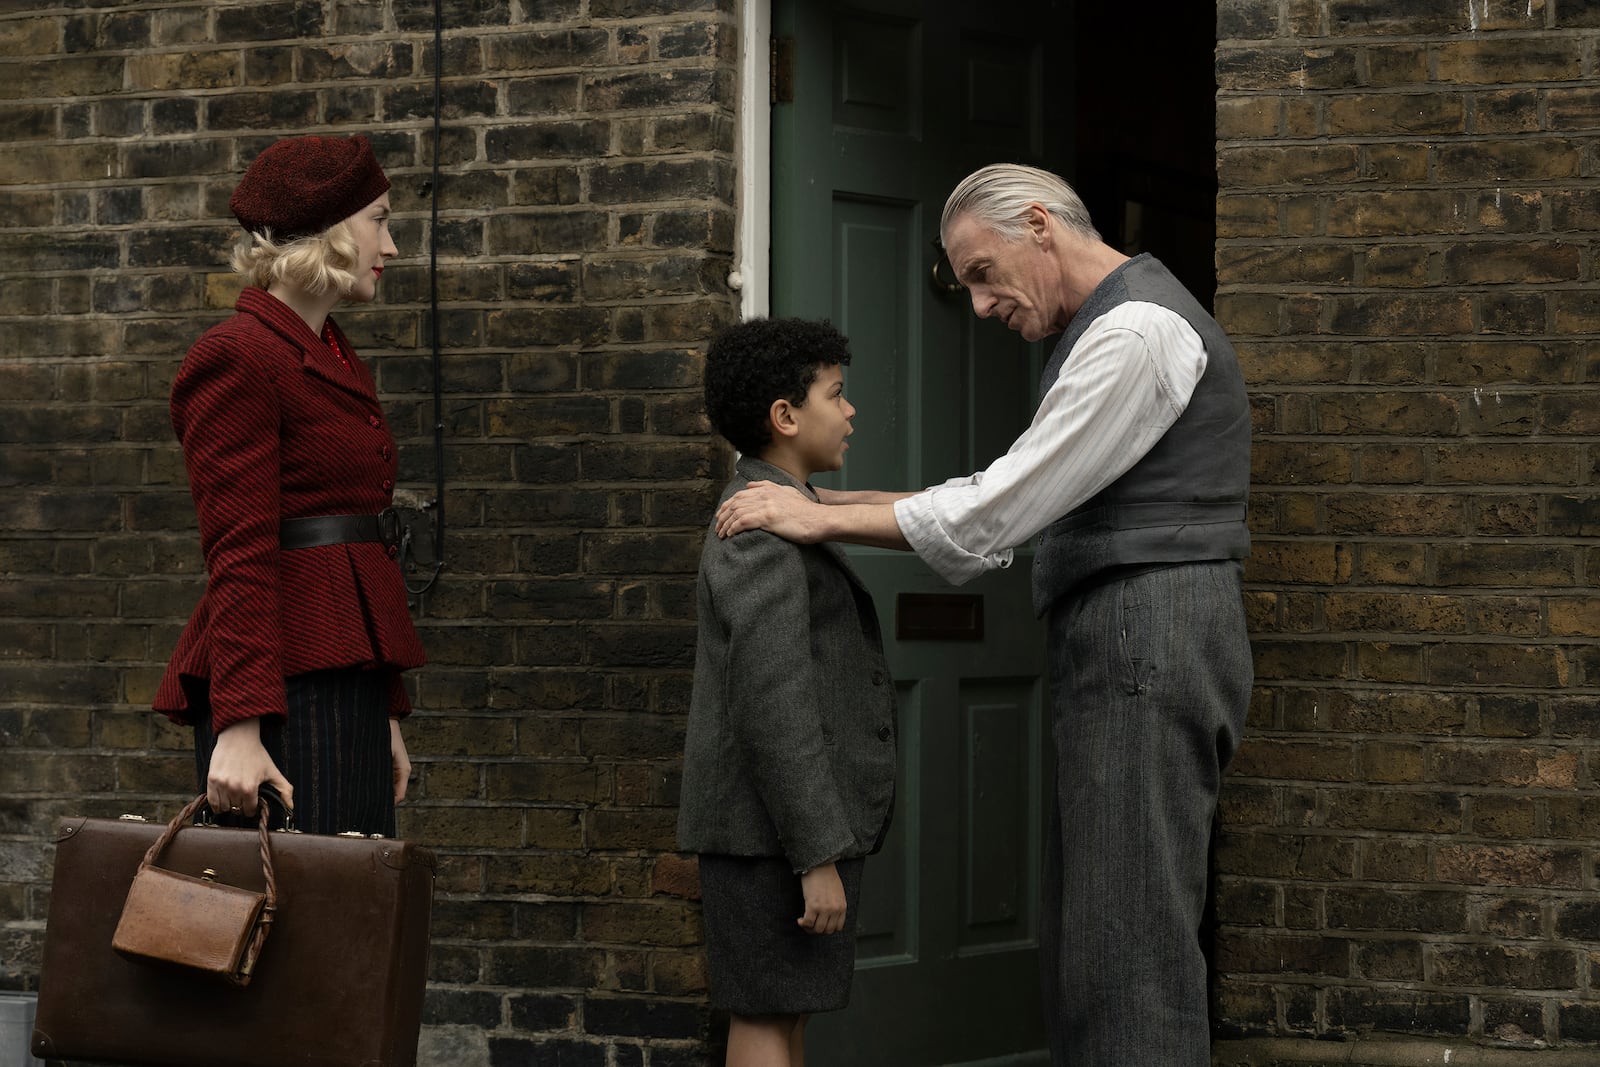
893, 301, 1209, 585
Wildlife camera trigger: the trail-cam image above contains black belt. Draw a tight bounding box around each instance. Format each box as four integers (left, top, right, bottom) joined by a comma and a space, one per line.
279, 510, 401, 551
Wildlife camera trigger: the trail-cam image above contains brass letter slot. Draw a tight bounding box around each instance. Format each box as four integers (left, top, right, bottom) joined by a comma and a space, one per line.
896, 592, 984, 641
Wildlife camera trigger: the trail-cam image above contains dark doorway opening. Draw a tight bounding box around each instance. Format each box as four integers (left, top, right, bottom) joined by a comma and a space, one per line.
1072, 2, 1220, 310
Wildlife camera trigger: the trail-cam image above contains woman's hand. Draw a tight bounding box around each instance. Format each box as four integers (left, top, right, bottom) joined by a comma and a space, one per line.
390, 718, 412, 804
207, 718, 294, 817
797, 862, 847, 935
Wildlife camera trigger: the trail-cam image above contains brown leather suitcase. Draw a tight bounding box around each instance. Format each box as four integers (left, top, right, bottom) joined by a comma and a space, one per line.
32, 808, 435, 1067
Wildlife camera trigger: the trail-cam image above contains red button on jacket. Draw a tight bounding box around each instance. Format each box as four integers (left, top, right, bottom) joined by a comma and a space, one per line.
153, 288, 426, 733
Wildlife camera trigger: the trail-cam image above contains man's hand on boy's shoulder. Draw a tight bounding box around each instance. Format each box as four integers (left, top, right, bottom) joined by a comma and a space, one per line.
715, 480, 825, 543
718, 482, 915, 552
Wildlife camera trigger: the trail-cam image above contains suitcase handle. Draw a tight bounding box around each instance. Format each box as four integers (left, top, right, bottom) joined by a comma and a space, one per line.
136, 795, 279, 973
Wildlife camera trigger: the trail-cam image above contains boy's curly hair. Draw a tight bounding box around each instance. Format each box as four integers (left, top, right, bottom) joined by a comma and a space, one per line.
703, 317, 852, 455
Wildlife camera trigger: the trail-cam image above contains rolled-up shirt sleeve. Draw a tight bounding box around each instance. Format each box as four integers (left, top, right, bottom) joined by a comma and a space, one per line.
893, 302, 1207, 585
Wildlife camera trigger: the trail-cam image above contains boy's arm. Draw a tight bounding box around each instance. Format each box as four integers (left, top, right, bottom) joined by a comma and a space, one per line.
706, 530, 858, 873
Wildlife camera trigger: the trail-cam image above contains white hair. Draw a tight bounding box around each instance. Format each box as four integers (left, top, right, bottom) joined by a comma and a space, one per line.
940, 163, 1101, 245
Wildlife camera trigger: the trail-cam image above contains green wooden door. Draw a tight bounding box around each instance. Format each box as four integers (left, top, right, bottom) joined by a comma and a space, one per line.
771, 1, 1071, 1062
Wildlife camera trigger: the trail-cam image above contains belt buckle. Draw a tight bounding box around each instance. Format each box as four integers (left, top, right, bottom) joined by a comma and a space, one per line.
375, 507, 402, 550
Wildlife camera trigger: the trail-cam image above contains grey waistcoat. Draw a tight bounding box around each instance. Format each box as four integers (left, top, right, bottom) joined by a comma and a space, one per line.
1031, 254, 1250, 616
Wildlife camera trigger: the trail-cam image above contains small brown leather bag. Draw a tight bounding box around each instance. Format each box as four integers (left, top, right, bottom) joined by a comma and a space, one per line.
111, 794, 276, 987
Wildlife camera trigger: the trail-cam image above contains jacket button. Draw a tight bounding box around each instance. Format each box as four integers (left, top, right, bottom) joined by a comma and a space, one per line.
380, 445, 392, 461
877, 726, 892, 742
387, 545, 398, 559
368, 415, 381, 428
381, 478, 393, 491
871, 670, 886, 685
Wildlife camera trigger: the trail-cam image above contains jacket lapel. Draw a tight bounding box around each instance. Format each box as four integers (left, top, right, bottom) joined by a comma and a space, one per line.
235, 290, 380, 406
815, 530, 872, 593
307, 317, 381, 404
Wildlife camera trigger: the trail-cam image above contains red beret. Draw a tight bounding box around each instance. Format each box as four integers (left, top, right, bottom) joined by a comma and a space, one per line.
229, 134, 391, 241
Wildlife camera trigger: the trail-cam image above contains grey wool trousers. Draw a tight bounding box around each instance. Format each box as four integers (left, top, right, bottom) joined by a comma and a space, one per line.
1039, 560, 1252, 1067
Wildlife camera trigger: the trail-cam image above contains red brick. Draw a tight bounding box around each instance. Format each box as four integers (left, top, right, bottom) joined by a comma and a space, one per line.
1436, 844, 1583, 888
650, 853, 700, 901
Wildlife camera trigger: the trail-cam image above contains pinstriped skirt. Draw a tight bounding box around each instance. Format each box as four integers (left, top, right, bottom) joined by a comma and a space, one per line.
188, 668, 396, 837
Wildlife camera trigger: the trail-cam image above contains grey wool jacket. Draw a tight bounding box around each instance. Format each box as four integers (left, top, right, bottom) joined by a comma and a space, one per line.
676, 457, 897, 873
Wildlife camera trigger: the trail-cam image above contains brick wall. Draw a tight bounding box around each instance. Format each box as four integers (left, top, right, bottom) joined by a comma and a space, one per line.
0, 2, 736, 1064
1214, 0, 1600, 1060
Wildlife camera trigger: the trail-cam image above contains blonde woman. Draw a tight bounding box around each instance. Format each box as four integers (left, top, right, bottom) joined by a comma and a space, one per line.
153, 135, 425, 836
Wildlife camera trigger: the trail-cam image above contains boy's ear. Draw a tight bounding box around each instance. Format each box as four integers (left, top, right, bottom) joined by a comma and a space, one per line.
768, 397, 801, 439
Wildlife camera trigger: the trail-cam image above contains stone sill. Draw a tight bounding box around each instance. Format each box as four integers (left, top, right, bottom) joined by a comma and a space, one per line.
1214, 1037, 1599, 1067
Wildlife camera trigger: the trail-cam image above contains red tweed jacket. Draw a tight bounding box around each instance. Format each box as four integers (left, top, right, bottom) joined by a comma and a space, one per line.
154, 287, 426, 732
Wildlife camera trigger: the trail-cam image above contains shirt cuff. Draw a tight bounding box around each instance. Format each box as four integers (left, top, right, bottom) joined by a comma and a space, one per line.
893, 493, 1014, 585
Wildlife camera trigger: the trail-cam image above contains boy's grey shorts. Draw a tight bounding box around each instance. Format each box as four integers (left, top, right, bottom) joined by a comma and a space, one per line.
697, 853, 866, 1016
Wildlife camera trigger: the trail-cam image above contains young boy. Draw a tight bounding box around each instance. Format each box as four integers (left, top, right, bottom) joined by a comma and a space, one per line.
677, 318, 897, 1067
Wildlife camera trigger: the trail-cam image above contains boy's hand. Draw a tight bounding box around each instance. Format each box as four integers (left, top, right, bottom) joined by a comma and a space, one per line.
797, 862, 847, 935
715, 481, 824, 542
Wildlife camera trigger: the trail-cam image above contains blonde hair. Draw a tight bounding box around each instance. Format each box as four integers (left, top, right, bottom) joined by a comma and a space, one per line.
229, 220, 360, 296
940, 163, 1101, 246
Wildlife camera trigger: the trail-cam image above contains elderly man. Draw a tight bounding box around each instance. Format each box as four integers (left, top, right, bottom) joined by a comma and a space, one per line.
714, 163, 1252, 1066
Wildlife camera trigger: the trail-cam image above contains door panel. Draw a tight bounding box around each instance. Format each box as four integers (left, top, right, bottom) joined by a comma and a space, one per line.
833, 198, 914, 492
834, 12, 918, 134
960, 31, 1042, 155
772, 2, 1072, 1062
962, 680, 1035, 949
854, 678, 919, 965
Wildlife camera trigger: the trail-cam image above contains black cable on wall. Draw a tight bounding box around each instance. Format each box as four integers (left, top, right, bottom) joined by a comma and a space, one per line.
404, 0, 447, 596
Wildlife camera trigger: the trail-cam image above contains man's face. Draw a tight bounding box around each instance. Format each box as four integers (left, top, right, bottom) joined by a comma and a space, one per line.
944, 210, 1068, 342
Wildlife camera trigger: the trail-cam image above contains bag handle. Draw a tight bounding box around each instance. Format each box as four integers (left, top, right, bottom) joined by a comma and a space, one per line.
137, 794, 279, 971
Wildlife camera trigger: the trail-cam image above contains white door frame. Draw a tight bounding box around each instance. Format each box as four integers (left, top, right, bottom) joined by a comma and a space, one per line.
732, 0, 772, 320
